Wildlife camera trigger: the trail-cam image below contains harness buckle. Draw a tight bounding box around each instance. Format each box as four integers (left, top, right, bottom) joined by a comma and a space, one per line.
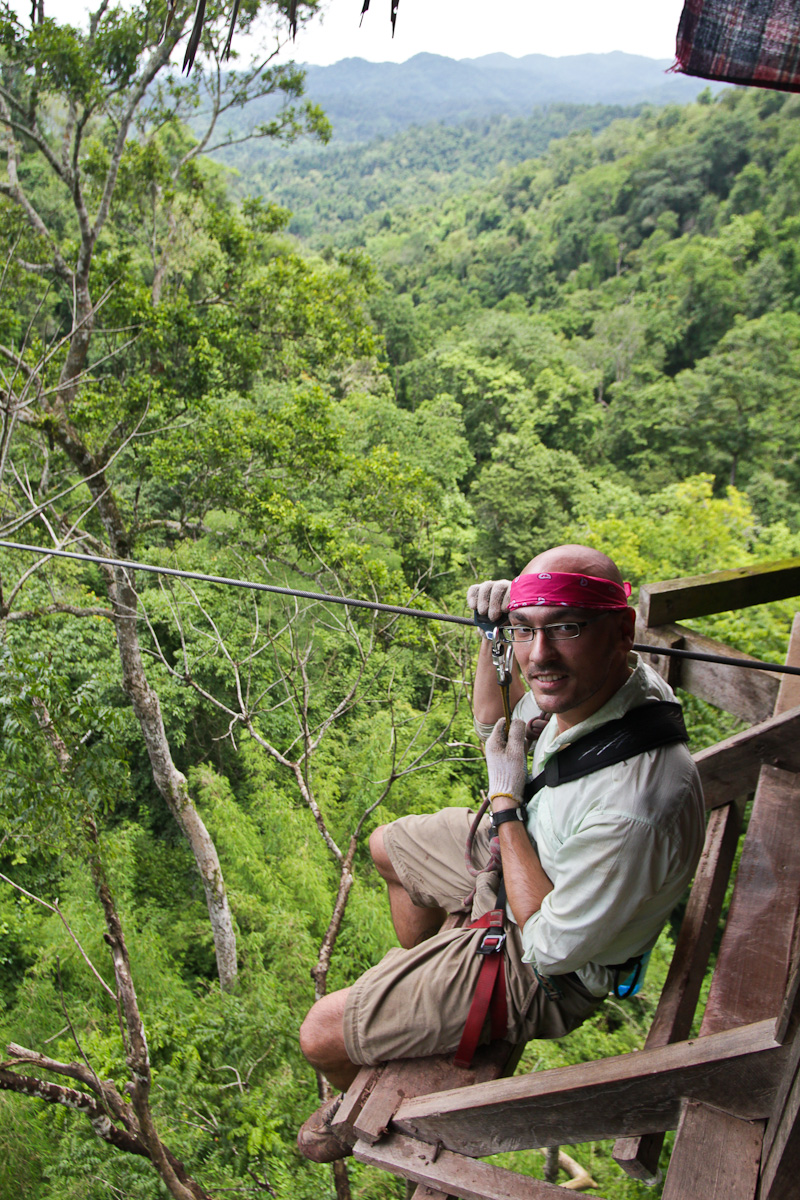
477, 929, 506, 955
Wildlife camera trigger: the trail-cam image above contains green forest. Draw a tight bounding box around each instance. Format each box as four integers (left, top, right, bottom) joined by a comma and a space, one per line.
1, 2, 800, 1197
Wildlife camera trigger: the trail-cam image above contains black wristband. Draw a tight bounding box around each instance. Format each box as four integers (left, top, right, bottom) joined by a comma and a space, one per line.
490, 807, 524, 831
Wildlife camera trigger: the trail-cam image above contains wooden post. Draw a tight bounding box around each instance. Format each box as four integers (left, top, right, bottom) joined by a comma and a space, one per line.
612, 797, 743, 1180
659, 616, 800, 1199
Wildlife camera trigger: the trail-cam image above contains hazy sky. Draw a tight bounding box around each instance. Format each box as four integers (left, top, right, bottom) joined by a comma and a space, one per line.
32, 0, 687, 65
275, 0, 686, 65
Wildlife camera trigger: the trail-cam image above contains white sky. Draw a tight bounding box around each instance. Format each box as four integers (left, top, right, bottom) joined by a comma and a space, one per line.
32, 0, 686, 65
275, 0, 686, 65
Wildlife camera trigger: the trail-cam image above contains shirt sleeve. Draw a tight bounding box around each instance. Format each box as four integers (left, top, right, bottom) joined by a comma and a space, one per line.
520, 809, 675, 977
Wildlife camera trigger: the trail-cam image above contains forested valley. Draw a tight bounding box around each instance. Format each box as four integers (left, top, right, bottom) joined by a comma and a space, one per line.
2, 4, 800, 1197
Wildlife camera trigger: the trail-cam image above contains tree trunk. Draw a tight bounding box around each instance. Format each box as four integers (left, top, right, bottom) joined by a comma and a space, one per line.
50, 425, 238, 989
110, 563, 238, 989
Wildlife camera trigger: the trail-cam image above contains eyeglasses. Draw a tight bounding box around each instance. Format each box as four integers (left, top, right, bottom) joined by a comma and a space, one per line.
499, 612, 611, 643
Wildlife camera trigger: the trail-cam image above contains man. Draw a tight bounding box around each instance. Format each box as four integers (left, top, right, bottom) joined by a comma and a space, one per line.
297, 544, 705, 1162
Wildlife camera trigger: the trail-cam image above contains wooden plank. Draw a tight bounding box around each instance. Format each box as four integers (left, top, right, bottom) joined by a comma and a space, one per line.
391, 1021, 787, 1158
701, 769, 800, 1034
332, 1066, 382, 1144
761, 1029, 800, 1200
638, 558, 800, 626
612, 798, 743, 1180
661, 1102, 763, 1200
661, 617, 800, 1196
635, 619, 780, 724
774, 914, 800, 1046
636, 622, 685, 692
354, 1133, 608, 1200
775, 615, 800, 716
349, 1041, 521, 1145
693, 706, 800, 809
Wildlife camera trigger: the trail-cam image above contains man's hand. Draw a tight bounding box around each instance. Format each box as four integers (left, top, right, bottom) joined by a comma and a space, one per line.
467, 578, 512, 625
485, 717, 528, 807
485, 717, 553, 927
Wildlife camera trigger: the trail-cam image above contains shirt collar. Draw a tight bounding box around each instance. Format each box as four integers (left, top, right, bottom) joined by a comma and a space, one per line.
537, 653, 651, 763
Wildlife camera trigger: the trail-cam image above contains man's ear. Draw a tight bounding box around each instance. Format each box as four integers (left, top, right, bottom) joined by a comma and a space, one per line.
619, 606, 636, 652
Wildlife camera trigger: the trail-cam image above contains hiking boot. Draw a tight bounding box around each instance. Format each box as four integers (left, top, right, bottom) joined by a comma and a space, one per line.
297, 1094, 353, 1163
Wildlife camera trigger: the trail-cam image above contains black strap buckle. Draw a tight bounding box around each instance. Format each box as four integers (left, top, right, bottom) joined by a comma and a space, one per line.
477, 930, 506, 955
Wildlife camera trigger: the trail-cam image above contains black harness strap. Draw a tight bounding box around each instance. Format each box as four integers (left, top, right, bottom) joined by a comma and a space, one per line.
523, 700, 688, 804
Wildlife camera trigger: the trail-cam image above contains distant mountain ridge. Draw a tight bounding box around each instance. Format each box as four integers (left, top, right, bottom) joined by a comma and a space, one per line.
215, 50, 720, 148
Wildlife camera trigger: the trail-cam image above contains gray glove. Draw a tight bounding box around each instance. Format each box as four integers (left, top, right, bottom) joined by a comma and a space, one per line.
466, 578, 512, 624
484, 717, 528, 803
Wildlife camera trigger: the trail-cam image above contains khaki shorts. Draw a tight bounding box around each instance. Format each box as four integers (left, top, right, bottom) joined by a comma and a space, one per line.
342, 808, 604, 1066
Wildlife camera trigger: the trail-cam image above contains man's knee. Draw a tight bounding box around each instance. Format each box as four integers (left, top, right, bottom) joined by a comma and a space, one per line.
370, 824, 399, 883
299, 992, 349, 1069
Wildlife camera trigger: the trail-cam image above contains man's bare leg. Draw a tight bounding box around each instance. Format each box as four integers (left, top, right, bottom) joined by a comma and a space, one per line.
370, 825, 447, 948
298, 987, 360, 1092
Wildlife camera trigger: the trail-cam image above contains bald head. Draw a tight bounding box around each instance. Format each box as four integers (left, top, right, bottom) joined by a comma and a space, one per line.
521, 544, 624, 588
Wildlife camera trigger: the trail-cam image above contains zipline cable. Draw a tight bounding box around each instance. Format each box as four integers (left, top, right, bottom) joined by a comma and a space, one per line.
3, 538, 800, 679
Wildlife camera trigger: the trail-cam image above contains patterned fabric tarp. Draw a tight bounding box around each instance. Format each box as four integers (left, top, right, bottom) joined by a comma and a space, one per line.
675, 0, 800, 91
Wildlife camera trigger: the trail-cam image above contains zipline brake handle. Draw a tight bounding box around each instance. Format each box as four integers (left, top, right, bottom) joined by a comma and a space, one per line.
473, 613, 514, 733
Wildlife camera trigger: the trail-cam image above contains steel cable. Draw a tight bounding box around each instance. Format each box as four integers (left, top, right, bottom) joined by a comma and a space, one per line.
3, 538, 800, 678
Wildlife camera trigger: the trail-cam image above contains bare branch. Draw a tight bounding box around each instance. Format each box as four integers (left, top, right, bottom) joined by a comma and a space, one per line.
0, 873, 116, 999
6, 602, 114, 622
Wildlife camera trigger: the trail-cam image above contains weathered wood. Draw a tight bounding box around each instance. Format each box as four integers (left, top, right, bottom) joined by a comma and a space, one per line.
410, 1187, 452, 1200
660, 617, 800, 1197
693, 705, 800, 809
612, 798, 743, 1180
774, 914, 800, 1047
635, 619, 780, 723
332, 1065, 382, 1144
638, 558, 800, 626
701, 769, 800, 1033
775, 615, 800, 716
348, 1042, 520, 1145
761, 1024, 800, 1200
636, 622, 684, 692
354, 1133, 607, 1200
661, 1102, 763, 1200
391, 1021, 787, 1158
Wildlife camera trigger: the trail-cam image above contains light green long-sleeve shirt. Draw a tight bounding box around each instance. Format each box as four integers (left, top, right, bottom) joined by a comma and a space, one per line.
478, 657, 705, 996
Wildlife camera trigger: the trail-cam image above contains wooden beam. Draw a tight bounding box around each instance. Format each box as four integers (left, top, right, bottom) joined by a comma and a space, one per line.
761, 1024, 800, 1200
775, 614, 800, 716
391, 1021, 787, 1158
612, 798, 743, 1180
659, 618, 800, 1197
340, 1042, 520, 1146
693, 705, 800, 809
635, 619, 780, 724
757, 888, 800, 1195
638, 559, 800, 626
661, 1103, 763, 1200
354, 1133, 605, 1200
701, 766, 800, 1033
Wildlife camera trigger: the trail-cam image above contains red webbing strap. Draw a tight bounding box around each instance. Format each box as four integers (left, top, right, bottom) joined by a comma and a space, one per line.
453, 908, 508, 1069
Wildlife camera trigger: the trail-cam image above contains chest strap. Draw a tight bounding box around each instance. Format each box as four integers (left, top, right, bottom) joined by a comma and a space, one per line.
523, 700, 688, 803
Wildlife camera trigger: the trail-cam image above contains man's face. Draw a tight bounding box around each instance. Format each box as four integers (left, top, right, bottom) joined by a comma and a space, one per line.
509, 604, 634, 731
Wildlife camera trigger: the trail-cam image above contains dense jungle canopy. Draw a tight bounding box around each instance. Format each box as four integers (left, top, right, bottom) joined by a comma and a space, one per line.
2, 3, 800, 1196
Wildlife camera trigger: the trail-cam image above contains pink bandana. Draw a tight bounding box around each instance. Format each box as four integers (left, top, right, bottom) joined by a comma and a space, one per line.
508, 571, 632, 612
